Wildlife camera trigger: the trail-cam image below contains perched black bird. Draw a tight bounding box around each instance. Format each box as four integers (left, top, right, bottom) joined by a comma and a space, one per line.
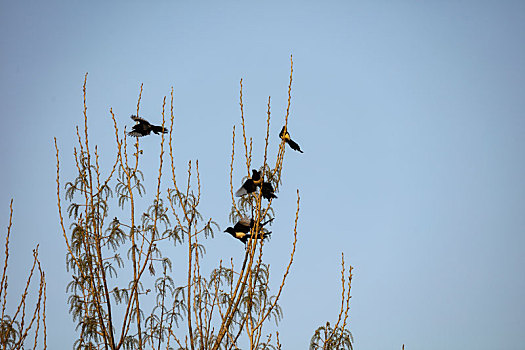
128, 115, 167, 137
279, 126, 303, 153
224, 217, 273, 245
235, 169, 262, 197
261, 182, 277, 200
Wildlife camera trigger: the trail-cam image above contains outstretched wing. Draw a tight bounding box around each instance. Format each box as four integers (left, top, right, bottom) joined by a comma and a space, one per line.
235, 186, 247, 197
130, 115, 151, 125
234, 216, 252, 232
128, 130, 148, 137
235, 179, 257, 197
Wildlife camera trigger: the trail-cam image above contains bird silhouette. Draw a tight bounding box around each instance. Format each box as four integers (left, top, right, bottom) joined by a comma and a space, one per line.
261, 182, 277, 200
235, 169, 263, 197
128, 115, 167, 137
279, 126, 303, 153
224, 217, 273, 245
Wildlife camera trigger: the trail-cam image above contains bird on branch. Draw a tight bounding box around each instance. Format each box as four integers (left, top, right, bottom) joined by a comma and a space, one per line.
235, 169, 263, 197
279, 125, 303, 153
224, 217, 273, 246
261, 182, 277, 200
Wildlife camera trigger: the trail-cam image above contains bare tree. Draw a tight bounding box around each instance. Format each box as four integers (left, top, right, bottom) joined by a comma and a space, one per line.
0, 200, 47, 350
54, 56, 353, 350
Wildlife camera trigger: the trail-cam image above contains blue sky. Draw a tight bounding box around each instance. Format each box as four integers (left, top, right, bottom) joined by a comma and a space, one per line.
1, 0, 524, 348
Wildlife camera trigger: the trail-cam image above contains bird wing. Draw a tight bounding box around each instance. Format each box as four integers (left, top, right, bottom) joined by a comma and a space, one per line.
235, 186, 247, 197
128, 130, 147, 137
261, 182, 277, 199
235, 179, 257, 197
237, 216, 251, 226
262, 192, 277, 199
234, 217, 252, 232
130, 115, 150, 124
262, 182, 274, 192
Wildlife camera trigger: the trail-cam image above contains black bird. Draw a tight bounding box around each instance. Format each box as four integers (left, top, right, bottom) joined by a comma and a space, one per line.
261, 182, 277, 200
235, 169, 262, 197
128, 115, 167, 137
224, 217, 273, 245
279, 126, 303, 153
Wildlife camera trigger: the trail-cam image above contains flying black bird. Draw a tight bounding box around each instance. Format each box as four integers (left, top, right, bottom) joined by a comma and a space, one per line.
128, 115, 167, 137
224, 217, 273, 245
235, 169, 262, 197
279, 126, 303, 153
261, 182, 277, 200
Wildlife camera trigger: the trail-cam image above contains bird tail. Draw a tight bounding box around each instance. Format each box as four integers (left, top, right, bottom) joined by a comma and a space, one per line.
287, 139, 303, 153
261, 231, 272, 239
250, 231, 271, 240
262, 191, 278, 200
153, 125, 168, 134
260, 218, 274, 227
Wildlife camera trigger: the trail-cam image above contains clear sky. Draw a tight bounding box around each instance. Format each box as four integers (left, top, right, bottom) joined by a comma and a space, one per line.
1, 0, 524, 349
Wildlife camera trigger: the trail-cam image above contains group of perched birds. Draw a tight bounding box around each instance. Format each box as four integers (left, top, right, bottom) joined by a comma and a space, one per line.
226, 125, 303, 246
128, 115, 303, 247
